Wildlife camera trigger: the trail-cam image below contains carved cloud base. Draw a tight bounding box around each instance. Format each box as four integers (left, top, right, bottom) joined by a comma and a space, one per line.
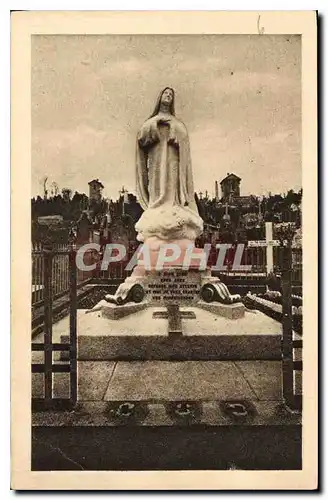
135, 205, 203, 242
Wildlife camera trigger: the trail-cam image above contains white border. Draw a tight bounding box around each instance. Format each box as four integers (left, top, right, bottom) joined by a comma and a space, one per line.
6, 5, 322, 495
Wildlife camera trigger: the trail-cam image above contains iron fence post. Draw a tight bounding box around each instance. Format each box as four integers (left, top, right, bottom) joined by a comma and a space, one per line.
281, 240, 295, 410
43, 247, 53, 403
69, 245, 78, 405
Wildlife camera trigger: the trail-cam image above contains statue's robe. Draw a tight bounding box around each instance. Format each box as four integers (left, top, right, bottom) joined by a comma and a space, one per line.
135, 113, 203, 242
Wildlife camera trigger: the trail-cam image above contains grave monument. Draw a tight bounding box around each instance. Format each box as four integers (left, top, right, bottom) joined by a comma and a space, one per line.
91, 87, 244, 333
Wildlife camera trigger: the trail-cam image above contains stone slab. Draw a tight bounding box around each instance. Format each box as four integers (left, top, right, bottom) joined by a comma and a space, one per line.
32, 361, 116, 400
235, 361, 282, 401
32, 358, 284, 403
197, 301, 245, 319
50, 307, 283, 338
64, 308, 291, 361
32, 372, 70, 400
77, 361, 116, 400
35, 308, 299, 361
56, 307, 290, 361
104, 361, 257, 401
67, 333, 282, 361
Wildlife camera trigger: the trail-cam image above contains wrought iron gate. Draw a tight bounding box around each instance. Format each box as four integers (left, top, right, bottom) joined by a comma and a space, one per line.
281, 242, 302, 411
32, 245, 77, 410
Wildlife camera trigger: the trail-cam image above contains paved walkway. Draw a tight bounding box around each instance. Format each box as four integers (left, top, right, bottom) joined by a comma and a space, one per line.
32, 359, 286, 401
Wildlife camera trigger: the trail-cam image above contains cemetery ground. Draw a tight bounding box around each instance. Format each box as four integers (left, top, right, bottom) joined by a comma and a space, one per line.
31, 289, 302, 471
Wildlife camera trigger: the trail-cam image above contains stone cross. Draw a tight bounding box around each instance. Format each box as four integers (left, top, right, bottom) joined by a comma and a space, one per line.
153, 305, 196, 337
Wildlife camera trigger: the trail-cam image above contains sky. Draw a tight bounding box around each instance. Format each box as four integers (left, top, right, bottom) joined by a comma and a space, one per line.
32, 34, 301, 200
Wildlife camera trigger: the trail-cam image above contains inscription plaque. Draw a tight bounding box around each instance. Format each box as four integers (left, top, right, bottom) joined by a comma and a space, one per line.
145, 268, 202, 306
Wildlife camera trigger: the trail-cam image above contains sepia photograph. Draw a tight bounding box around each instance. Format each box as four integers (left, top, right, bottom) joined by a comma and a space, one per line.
11, 10, 318, 490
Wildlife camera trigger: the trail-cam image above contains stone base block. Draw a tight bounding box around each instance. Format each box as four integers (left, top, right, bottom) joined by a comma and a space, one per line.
197, 301, 245, 320
54, 308, 292, 361
101, 301, 148, 320
59, 334, 283, 361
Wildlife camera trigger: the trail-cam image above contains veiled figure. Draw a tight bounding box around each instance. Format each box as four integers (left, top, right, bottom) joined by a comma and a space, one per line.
135, 87, 203, 242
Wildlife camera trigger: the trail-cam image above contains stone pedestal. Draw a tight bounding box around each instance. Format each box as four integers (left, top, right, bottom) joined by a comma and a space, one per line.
58, 308, 290, 361
140, 236, 207, 270
197, 300, 246, 320
91, 234, 243, 331
143, 267, 203, 306
100, 301, 148, 320
95, 263, 244, 327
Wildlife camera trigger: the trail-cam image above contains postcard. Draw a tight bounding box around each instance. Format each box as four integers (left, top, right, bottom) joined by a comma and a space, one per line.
11, 10, 317, 490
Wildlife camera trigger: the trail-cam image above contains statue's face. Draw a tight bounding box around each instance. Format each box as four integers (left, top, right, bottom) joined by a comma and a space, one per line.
161, 88, 174, 106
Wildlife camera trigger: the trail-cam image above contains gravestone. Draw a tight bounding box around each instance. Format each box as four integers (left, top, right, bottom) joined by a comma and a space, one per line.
91, 87, 244, 333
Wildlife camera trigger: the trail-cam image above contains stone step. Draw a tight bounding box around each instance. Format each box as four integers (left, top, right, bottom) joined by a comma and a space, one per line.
58, 307, 289, 360
60, 332, 283, 361
33, 307, 300, 362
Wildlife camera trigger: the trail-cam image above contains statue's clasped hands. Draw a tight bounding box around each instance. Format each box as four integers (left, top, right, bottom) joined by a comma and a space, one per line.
157, 115, 171, 125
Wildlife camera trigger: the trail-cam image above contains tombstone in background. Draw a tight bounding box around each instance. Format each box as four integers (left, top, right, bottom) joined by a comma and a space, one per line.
76, 211, 92, 246
110, 217, 130, 253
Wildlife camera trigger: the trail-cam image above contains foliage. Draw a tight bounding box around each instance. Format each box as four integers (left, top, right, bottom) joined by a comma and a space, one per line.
31, 186, 302, 243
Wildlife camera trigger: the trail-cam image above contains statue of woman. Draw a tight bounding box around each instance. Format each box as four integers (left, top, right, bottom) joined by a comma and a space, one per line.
135, 87, 203, 242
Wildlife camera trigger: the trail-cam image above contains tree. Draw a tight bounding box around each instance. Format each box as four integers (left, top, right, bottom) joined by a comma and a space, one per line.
62, 188, 72, 202
51, 181, 59, 197
42, 176, 48, 199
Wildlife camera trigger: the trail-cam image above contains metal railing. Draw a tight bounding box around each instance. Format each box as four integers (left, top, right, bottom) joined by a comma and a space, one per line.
32, 243, 94, 306
273, 246, 302, 284
96, 246, 136, 281
210, 245, 267, 277
32, 242, 302, 306
32, 245, 77, 410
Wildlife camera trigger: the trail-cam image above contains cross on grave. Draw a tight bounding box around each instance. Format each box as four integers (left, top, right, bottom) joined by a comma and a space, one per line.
247, 222, 280, 274
153, 305, 196, 337
223, 201, 231, 222
119, 186, 129, 215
